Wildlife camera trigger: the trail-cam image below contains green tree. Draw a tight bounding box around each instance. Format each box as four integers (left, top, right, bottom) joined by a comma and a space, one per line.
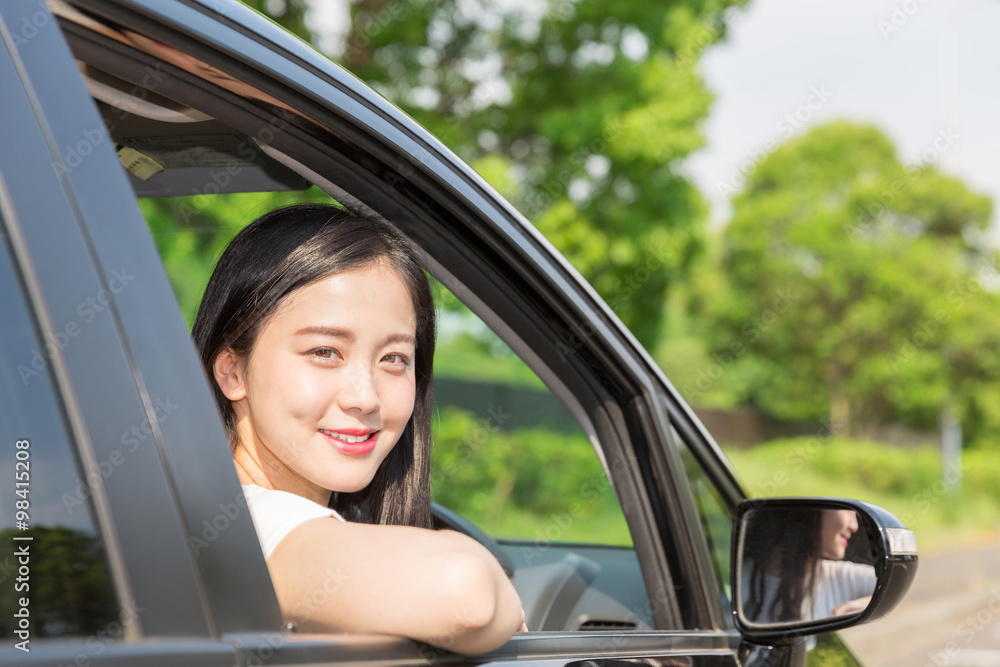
0, 526, 117, 638
708, 121, 993, 436
339, 0, 747, 347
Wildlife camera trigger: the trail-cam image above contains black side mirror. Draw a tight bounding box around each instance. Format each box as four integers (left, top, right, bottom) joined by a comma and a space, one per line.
732, 497, 918, 645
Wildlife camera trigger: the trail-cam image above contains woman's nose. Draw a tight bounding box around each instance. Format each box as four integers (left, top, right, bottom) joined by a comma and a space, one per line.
338, 366, 380, 413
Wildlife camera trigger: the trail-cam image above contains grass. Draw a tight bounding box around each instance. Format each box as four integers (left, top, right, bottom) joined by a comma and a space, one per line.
476, 504, 634, 547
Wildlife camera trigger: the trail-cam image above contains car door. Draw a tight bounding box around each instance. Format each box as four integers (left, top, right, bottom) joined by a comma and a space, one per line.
2, 0, 748, 665
0, 1, 269, 664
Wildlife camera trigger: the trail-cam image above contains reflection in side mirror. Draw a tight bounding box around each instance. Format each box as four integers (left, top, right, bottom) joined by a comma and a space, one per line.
738, 506, 877, 627
732, 497, 918, 645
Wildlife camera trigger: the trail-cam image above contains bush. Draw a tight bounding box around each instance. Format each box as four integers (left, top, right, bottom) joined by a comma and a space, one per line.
430, 407, 629, 543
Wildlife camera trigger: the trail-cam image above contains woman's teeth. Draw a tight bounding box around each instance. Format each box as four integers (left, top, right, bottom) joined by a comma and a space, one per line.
322, 430, 372, 443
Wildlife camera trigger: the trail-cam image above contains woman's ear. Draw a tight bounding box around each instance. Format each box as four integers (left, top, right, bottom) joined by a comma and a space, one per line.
213, 348, 247, 401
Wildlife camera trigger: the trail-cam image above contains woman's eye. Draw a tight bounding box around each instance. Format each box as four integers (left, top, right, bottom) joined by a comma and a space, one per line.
382, 353, 411, 367
308, 347, 339, 360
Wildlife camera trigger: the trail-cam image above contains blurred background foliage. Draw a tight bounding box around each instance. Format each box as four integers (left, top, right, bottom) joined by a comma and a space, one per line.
141, 0, 998, 548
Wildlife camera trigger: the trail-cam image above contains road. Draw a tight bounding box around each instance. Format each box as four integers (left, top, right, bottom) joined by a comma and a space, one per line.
839, 535, 1000, 667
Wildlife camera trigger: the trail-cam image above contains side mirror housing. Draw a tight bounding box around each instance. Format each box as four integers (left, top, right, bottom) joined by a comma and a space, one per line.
732, 497, 918, 645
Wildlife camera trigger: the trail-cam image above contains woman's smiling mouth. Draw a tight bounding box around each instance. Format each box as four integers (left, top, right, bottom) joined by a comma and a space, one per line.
320, 429, 379, 455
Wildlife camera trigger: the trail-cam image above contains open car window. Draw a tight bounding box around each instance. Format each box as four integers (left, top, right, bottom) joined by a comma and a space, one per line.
139, 190, 633, 550
430, 283, 631, 546
51, 0, 713, 635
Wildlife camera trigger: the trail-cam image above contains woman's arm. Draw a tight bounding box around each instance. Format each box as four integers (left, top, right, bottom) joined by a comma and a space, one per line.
266, 517, 524, 654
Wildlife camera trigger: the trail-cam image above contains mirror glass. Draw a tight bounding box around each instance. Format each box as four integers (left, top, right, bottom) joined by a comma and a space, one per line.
736, 505, 879, 627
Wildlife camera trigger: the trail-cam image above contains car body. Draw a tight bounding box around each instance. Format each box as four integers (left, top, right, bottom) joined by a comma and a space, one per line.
0, 1, 914, 665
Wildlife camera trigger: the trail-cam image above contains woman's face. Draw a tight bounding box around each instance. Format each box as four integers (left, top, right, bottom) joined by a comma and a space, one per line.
225, 262, 417, 504
820, 509, 859, 560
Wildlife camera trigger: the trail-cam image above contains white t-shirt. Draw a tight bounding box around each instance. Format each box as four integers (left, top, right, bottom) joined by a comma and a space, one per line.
242, 484, 345, 559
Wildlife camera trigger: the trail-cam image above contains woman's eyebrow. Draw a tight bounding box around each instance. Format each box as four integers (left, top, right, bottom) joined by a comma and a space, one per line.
384, 333, 416, 347
294, 326, 355, 341
294, 327, 414, 347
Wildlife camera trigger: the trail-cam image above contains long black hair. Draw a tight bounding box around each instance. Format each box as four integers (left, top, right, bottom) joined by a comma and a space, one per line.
192, 203, 435, 528
742, 508, 821, 623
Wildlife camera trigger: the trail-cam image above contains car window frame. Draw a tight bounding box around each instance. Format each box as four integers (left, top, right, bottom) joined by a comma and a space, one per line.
38, 0, 748, 659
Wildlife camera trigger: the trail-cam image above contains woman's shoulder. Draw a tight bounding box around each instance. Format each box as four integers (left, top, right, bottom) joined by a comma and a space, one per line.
242, 483, 345, 559
242, 483, 345, 520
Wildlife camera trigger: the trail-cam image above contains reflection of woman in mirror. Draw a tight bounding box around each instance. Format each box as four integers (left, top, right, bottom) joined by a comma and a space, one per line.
742, 508, 876, 625
814, 509, 876, 617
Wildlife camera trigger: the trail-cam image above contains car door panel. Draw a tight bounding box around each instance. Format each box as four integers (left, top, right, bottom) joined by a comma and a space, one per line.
11, 0, 284, 636
0, 0, 217, 638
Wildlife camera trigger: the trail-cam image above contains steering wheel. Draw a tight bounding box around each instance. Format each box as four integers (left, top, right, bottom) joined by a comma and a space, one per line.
431, 501, 515, 577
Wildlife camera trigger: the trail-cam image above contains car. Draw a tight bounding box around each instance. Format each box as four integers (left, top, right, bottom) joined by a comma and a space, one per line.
0, 1, 917, 665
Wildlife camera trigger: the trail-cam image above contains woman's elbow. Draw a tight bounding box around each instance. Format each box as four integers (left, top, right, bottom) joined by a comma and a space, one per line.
427, 550, 521, 654
439, 551, 500, 632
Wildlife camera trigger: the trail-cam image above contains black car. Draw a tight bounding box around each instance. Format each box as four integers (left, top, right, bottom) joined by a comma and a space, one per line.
0, 1, 916, 665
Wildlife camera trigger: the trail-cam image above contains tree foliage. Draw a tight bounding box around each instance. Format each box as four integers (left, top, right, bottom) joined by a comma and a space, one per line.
708, 121, 995, 438
339, 0, 748, 347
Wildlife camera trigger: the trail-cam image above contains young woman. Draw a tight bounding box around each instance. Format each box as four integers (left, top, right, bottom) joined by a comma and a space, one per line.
740, 508, 875, 626
192, 203, 525, 653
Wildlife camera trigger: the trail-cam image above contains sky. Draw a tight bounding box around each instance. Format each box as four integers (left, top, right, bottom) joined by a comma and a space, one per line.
685, 0, 1000, 234
308, 0, 1000, 236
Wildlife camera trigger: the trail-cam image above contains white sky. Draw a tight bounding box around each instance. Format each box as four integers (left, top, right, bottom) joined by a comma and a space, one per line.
308, 0, 1000, 235
685, 0, 1000, 233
